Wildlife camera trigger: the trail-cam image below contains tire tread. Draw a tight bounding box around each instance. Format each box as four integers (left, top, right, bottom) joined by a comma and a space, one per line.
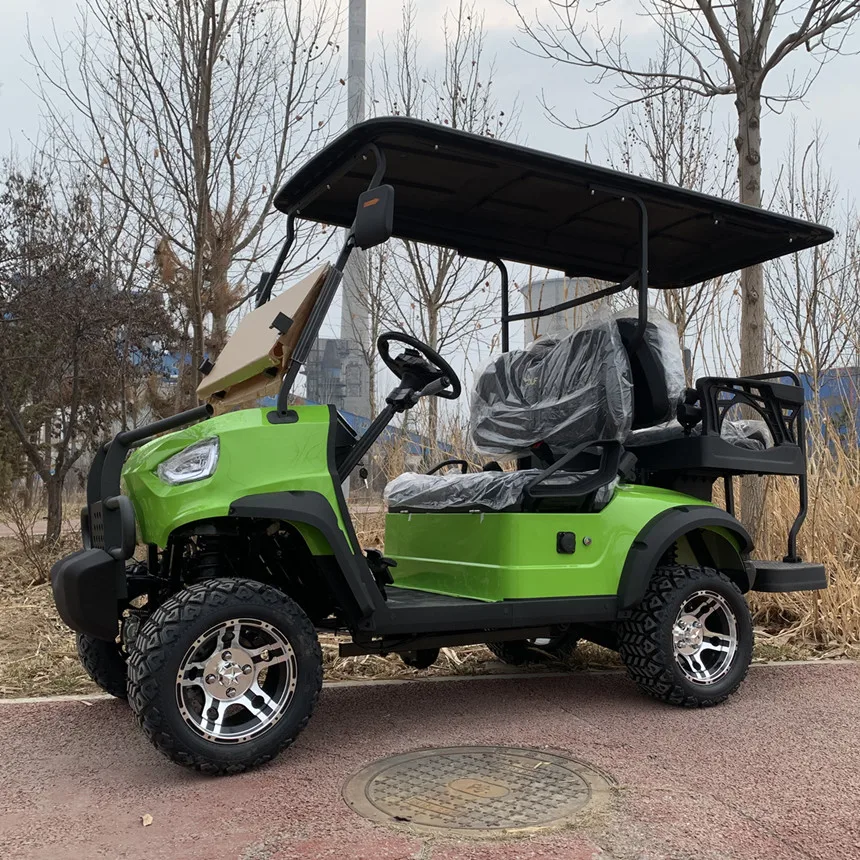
77, 633, 128, 700
617, 565, 751, 708
126, 577, 322, 775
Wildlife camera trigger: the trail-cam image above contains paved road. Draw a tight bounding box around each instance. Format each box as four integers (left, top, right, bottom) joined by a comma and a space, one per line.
1, 663, 858, 860
0, 520, 74, 539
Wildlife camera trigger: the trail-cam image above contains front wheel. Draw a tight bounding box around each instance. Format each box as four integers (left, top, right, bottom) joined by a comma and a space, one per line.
76, 633, 128, 699
618, 565, 752, 707
127, 578, 322, 775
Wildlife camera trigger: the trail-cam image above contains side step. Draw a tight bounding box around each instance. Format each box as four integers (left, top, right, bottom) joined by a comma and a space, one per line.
751, 560, 827, 593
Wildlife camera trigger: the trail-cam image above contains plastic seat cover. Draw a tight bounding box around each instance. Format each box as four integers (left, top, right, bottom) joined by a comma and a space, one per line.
384, 469, 616, 513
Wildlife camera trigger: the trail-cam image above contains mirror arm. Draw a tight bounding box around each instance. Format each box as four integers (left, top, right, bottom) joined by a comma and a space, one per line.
366, 143, 387, 189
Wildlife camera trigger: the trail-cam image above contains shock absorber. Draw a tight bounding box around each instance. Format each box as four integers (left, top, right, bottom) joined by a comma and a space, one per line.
191, 535, 228, 582
663, 541, 679, 566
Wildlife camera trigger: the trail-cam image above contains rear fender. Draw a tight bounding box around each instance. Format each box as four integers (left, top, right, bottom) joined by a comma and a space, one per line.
618, 506, 753, 610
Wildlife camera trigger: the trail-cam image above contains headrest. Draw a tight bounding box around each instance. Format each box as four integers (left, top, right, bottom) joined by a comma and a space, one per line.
615, 309, 686, 430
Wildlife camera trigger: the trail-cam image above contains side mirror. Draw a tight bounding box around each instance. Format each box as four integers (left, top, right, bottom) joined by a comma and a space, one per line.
353, 184, 394, 249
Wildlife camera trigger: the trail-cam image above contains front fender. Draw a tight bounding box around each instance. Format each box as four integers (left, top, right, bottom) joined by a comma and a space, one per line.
228, 491, 383, 621
618, 506, 753, 610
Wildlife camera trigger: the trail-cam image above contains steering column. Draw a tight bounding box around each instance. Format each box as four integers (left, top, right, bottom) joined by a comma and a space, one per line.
336, 331, 461, 480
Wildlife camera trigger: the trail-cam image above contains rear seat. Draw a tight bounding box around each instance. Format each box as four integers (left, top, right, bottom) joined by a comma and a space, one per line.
628, 418, 773, 450
615, 309, 773, 450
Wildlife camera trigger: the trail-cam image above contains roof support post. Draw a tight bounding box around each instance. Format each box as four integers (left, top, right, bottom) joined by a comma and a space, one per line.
632, 193, 649, 349
274, 144, 387, 415
255, 213, 297, 308
489, 257, 510, 353
588, 185, 650, 348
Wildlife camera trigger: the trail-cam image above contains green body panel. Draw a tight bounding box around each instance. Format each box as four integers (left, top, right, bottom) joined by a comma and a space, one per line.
121, 405, 741, 604
122, 406, 346, 549
385, 485, 722, 601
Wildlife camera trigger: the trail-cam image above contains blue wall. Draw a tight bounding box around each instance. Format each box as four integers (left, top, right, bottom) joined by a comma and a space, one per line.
799, 367, 860, 437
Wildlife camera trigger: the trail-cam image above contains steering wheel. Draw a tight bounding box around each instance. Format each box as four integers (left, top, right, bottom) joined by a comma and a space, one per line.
377, 331, 462, 400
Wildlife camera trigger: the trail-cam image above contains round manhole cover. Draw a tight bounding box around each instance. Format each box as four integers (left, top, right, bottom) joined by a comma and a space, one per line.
343, 746, 613, 837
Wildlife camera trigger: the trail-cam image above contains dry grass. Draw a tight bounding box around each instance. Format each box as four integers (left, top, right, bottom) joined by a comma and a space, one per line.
2, 449, 858, 698
0, 537, 98, 698
751, 445, 860, 655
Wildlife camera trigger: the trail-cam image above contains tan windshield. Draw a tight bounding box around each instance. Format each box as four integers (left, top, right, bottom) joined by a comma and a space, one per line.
197, 263, 330, 408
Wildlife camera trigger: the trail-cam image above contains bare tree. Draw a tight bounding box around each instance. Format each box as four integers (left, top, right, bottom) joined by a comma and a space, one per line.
0, 161, 167, 542
607, 34, 734, 376
767, 124, 860, 401
30, 0, 339, 406
513, 0, 860, 532
514, 0, 860, 372
369, 0, 518, 443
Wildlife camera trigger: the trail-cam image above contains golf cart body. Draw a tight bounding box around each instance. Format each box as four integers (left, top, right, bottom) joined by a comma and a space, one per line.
50, 118, 833, 772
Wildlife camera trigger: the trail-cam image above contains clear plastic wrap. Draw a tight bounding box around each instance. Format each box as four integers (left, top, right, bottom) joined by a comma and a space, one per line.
627, 418, 774, 450
469, 310, 633, 457
384, 469, 617, 512
720, 418, 773, 449
614, 306, 687, 423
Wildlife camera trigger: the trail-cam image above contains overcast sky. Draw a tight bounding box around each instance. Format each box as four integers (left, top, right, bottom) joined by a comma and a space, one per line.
3, 1, 858, 400
3, 0, 859, 203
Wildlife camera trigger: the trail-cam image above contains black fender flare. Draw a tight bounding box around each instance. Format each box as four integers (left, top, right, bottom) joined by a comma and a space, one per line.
228, 490, 382, 620
618, 506, 754, 610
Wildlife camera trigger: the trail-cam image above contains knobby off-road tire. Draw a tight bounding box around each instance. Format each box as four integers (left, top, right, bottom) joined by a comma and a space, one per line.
76, 633, 128, 700
617, 565, 752, 708
401, 647, 440, 669
487, 631, 579, 666
127, 578, 322, 775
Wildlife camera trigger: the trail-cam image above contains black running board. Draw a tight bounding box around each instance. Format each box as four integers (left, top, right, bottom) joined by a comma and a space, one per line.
372, 586, 618, 636
751, 560, 826, 593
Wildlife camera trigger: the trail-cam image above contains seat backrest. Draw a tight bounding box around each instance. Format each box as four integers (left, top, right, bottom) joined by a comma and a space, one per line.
470, 314, 633, 457
615, 310, 686, 430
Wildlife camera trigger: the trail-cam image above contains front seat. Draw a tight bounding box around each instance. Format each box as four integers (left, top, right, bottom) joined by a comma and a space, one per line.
384, 314, 634, 513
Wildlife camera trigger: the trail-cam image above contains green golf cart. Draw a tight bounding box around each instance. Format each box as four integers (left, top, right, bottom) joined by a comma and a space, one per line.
51, 118, 832, 774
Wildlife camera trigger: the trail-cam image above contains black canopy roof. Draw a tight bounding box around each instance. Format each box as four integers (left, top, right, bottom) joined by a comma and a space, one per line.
274, 118, 833, 289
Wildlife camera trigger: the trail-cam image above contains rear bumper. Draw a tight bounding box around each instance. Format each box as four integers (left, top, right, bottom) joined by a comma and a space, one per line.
750, 560, 827, 593
50, 549, 124, 641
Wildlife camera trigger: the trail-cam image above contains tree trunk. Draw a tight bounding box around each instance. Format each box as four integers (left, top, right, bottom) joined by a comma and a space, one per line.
736, 90, 764, 376
45, 476, 63, 545
735, 83, 766, 539
186, 0, 217, 409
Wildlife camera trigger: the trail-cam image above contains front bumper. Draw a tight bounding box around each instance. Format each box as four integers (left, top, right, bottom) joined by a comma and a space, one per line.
51, 549, 125, 640
50, 404, 213, 641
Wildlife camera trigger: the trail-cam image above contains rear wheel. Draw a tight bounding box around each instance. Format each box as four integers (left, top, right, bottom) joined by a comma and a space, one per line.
487, 630, 578, 665
618, 565, 752, 707
400, 648, 440, 670
76, 633, 128, 699
127, 578, 322, 775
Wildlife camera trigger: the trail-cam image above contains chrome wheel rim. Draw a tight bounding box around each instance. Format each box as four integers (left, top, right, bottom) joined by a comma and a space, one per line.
175, 618, 297, 744
672, 590, 738, 685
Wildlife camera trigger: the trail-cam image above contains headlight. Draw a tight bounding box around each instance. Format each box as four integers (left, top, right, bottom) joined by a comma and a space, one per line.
156, 437, 220, 485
